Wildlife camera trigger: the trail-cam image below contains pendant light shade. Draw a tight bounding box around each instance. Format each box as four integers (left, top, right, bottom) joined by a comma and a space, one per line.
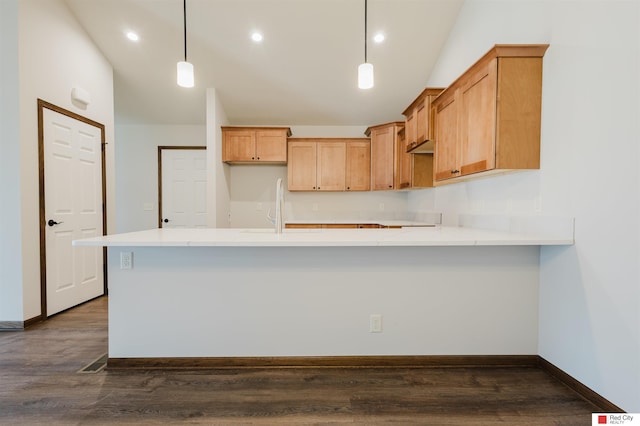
358, 63, 374, 89
177, 61, 194, 88
358, 0, 373, 89
177, 0, 194, 88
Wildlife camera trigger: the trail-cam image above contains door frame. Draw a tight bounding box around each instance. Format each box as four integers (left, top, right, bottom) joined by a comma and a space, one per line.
37, 99, 107, 319
157, 146, 206, 228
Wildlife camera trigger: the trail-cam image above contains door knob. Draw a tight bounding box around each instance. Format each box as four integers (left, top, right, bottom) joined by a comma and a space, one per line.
163, 219, 170, 223
47, 219, 63, 227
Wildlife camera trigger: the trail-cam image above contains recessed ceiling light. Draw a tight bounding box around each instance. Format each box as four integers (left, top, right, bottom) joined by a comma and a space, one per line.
373, 33, 385, 43
126, 31, 139, 42
251, 32, 263, 42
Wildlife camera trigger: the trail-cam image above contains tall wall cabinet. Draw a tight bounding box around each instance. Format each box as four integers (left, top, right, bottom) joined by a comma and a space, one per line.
365, 122, 412, 190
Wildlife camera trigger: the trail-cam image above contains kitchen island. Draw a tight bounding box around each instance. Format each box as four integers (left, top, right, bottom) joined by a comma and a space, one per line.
74, 224, 573, 366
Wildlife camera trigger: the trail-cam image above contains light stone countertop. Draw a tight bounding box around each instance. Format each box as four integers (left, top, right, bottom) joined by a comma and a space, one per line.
283, 219, 435, 227
72, 226, 574, 247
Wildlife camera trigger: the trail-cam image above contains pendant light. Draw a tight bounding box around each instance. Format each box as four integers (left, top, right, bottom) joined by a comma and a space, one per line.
358, 0, 373, 89
177, 0, 194, 88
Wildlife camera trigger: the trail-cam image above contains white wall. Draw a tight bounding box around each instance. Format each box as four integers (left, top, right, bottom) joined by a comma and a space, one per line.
1, 0, 115, 322
408, 0, 640, 411
115, 125, 206, 232
0, 0, 24, 322
230, 165, 409, 228
205, 88, 231, 228
229, 125, 409, 228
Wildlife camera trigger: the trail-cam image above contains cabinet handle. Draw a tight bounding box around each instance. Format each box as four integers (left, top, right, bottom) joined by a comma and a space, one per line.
317, 187, 320, 190
451, 169, 460, 174
313, 187, 316, 189
251, 157, 255, 160
347, 187, 350, 190
256, 157, 260, 160
388, 185, 393, 188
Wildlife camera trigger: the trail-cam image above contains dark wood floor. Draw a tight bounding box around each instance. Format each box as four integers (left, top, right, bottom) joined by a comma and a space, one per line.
0, 297, 598, 425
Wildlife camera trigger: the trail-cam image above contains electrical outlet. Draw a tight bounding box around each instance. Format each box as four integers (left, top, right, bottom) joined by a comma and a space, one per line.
534, 196, 542, 212
370, 314, 382, 333
120, 252, 133, 270
379, 203, 385, 211
256, 202, 262, 211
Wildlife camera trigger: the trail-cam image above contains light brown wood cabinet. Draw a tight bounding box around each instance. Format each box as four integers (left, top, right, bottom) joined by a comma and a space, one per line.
396, 127, 412, 189
287, 138, 370, 192
222, 126, 291, 164
345, 141, 371, 191
432, 44, 548, 184
316, 142, 346, 191
402, 88, 444, 153
397, 127, 434, 189
366, 122, 411, 190
398, 88, 443, 189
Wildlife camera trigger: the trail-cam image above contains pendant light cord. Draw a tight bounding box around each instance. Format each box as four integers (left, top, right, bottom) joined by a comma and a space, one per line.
364, 0, 368, 63
183, 0, 188, 62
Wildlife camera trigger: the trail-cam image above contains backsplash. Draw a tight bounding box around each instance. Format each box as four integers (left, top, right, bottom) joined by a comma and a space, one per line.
228, 164, 430, 228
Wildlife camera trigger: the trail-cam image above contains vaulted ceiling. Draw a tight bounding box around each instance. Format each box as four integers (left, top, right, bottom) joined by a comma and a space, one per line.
64, 0, 463, 126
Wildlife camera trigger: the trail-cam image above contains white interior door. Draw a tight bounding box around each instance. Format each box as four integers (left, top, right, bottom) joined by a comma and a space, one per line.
43, 108, 104, 316
160, 148, 207, 228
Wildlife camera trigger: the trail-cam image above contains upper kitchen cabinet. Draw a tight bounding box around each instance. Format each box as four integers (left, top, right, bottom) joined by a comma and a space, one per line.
432, 44, 549, 184
402, 88, 444, 154
222, 126, 292, 164
287, 138, 370, 192
345, 140, 371, 191
400, 125, 435, 189
366, 122, 410, 190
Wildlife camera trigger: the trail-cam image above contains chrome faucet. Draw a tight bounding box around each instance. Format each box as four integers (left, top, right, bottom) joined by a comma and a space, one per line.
267, 178, 284, 233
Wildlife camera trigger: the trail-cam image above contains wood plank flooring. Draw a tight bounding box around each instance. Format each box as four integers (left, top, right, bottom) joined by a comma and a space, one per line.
0, 297, 599, 425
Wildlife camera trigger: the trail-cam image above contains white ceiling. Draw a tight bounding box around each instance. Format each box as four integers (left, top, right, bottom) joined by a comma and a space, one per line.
64, 0, 463, 126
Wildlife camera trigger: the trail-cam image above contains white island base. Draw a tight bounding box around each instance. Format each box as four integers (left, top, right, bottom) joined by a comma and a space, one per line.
105, 246, 543, 363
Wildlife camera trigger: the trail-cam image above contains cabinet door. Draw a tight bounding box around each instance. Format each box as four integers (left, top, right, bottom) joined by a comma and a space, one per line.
460, 59, 497, 176
345, 141, 370, 191
223, 130, 255, 162
287, 141, 317, 191
256, 129, 287, 162
415, 100, 428, 143
371, 126, 395, 190
405, 110, 416, 147
316, 142, 346, 191
396, 127, 412, 189
433, 91, 459, 181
